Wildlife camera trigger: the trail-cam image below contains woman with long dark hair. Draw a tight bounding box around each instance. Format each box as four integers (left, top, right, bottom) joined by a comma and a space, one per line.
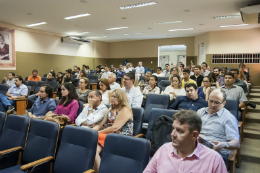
94, 66, 102, 79
198, 76, 213, 101
142, 75, 160, 95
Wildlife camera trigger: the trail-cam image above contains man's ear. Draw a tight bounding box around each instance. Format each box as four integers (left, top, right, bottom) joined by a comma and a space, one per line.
192, 131, 199, 141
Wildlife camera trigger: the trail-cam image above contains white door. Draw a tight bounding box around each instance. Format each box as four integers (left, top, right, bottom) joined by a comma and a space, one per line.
178, 55, 186, 67
159, 55, 169, 69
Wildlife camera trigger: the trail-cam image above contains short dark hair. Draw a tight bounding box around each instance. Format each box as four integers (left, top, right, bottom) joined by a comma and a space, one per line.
66, 69, 72, 74
83, 65, 87, 69
15, 75, 23, 83
150, 75, 158, 86
49, 71, 55, 77
32, 70, 38, 73
86, 66, 89, 69
230, 68, 239, 74
41, 84, 53, 98
172, 109, 202, 133
9, 72, 15, 77
214, 67, 220, 72
183, 69, 190, 74
224, 72, 234, 79
185, 83, 197, 90
157, 67, 162, 70
165, 64, 169, 66
125, 72, 135, 83
180, 64, 184, 68
202, 62, 208, 67
90, 89, 102, 101
77, 67, 80, 71
194, 65, 201, 70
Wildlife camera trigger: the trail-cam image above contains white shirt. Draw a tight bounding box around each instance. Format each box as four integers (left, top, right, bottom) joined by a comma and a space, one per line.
152, 73, 165, 77
75, 103, 108, 127
162, 86, 186, 100
110, 82, 121, 91
124, 68, 132, 73
121, 85, 143, 107
101, 71, 112, 79
101, 90, 110, 105
135, 66, 145, 74
190, 71, 194, 76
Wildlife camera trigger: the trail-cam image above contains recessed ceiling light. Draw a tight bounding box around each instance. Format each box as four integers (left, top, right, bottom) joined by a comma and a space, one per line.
154, 21, 183, 25
168, 28, 194, 31
124, 32, 144, 35
122, 17, 127, 19
199, 24, 204, 25
80, 0, 87, 3
213, 15, 241, 19
219, 24, 248, 27
147, 28, 153, 29
67, 32, 89, 35
64, 13, 91, 20
106, 27, 128, 30
26, 22, 47, 27
119, 1, 157, 10
27, 13, 32, 15
87, 36, 108, 39
184, 9, 190, 12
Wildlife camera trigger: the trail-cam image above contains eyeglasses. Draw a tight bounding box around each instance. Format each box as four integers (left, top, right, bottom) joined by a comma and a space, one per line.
209, 99, 223, 105
123, 78, 130, 81
203, 81, 209, 83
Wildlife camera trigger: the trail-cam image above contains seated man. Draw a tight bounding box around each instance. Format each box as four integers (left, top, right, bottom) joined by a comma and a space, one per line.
62, 69, 74, 84
108, 73, 121, 91
197, 88, 240, 170
144, 109, 227, 173
153, 67, 165, 77
121, 72, 143, 107
28, 69, 41, 81
28, 84, 57, 118
190, 64, 195, 76
3, 72, 15, 87
201, 62, 210, 76
230, 68, 248, 94
101, 65, 111, 79
190, 65, 204, 87
139, 72, 151, 92
135, 62, 145, 76
214, 67, 224, 86
163, 64, 171, 77
170, 83, 207, 111
116, 64, 125, 84
75, 90, 108, 128
74, 67, 80, 76
0, 76, 28, 113
181, 69, 197, 87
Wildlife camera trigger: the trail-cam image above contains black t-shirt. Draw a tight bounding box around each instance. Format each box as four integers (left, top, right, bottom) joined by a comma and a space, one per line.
64, 76, 75, 84
190, 75, 204, 87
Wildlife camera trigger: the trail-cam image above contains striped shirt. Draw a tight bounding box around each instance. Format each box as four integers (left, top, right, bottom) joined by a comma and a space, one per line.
220, 85, 248, 103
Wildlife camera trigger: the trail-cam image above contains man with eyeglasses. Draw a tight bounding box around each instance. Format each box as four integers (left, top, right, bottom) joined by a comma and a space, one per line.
163, 64, 171, 77
153, 67, 165, 77
190, 65, 204, 87
213, 67, 224, 86
170, 83, 207, 111
197, 88, 240, 170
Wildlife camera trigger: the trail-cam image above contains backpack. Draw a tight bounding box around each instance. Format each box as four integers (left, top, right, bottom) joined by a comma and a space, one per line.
150, 115, 173, 156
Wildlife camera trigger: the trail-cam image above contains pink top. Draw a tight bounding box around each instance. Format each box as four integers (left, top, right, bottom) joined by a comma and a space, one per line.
143, 142, 227, 173
54, 99, 79, 124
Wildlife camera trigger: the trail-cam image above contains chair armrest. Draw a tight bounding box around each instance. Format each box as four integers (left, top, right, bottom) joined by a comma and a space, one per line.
20, 156, 54, 171
71, 124, 76, 126
228, 150, 237, 161
13, 98, 27, 101
238, 121, 242, 128
241, 107, 246, 111
84, 169, 95, 173
0, 146, 23, 155
135, 134, 145, 138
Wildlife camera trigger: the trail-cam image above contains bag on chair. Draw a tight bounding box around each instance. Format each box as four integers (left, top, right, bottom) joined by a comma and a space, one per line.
43, 111, 71, 126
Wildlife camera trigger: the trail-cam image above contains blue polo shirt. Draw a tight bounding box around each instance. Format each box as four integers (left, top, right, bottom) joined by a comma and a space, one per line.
116, 70, 125, 78
170, 96, 208, 111
29, 97, 57, 116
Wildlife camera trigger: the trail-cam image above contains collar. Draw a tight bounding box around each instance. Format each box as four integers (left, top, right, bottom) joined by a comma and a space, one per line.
222, 85, 236, 89
111, 82, 117, 85
125, 85, 135, 93
172, 141, 200, 159
94, 103, 106, 110
40, 97, 50, 103
204, 107, 224, 117
14, 84, 23, 89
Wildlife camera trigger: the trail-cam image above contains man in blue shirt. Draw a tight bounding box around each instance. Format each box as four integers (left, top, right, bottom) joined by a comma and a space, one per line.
28, 84, 57, 118
0, 76, 28, 113
116, 64, 125, 84
170, 83, 208, 111
135, 62, 145, 75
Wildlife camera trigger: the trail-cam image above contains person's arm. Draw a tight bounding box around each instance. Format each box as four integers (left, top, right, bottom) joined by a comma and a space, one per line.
211, 139, 240, 151
6, 92, 12, 97
170, 96, 180, 109
238, 87, 248, 108
66, 100, 79, 124
215, 81, 220, 88
75, 105, 89, 126
61, 76, 65, 85
85, 107, 108, 125
48, 100, 57, 113
92, 110, 109, 131
205, 87, 211, 101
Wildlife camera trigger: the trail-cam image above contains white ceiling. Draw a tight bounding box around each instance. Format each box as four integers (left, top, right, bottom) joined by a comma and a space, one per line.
0, 0, 259, 42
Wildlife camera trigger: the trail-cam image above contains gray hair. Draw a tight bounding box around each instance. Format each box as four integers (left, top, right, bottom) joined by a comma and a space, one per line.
209, 88, 227, 103
90, 89, 102, 101
112, 73, 117, 79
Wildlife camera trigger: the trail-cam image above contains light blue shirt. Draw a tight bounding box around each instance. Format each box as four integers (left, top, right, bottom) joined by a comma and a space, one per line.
197, 107, 239, 155
121, 86, 143, 107
29, 97, 57, 116
8, 84, 28, 97
135, 66, 145, 74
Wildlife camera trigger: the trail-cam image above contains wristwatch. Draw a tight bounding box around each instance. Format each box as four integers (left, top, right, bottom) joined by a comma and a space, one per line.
88, 108, 93, 111
225, 142, 229, 148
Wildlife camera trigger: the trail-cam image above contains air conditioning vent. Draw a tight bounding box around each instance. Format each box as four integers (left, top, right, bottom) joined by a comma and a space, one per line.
61, 36, 91, 45
240, 4, 260, 24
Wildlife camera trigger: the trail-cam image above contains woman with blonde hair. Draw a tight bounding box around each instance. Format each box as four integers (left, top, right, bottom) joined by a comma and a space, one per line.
238, 68, 249, 89
124, 63, 132, 73
169, 67, 180, 80
76, 70, 87, 79
99, 78, 111, 104
93, 89, 133, 172
76, 78, 91, 104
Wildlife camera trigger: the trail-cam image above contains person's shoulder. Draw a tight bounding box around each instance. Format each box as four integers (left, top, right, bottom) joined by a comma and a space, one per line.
197, 107, 207, 114
21, 84, 28, 88
71, 99, 79, 104
190, 75, 195, 78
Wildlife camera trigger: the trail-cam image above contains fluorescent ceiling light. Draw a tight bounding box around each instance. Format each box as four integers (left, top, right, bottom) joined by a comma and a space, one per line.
64, 13, 91, 20
88, 36, 108, 39
219, 24, 248, 27
154, 21, 183, 25
212, 15, 241, 19
168, 28, 194, 31
106, 27, 128, 30
120, 1, 157, 10
26, 22, 47, 27
74, 32, 89, 35
124, 32, 144, 35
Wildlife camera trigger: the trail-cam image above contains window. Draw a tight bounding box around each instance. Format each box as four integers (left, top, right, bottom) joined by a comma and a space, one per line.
212, 54, 260, 64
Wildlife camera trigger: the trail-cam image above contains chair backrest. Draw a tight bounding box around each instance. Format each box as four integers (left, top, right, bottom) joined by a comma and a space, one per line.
27, 81, 37, 91
105, 104, 110, 109
71, 75, 77, 79
22, 119, 59, 164
35, 81, 46, 93
41, 77, 47, 81
26, 86, 30, 98
99, 134, 150, 173
77, 101, 83, 117
157, 77, 169, 83
144, 94, 170, 123
159, 80, 171, 87
24, 77, 28, 84
54, 125, 98, 173
224, 99, 239, 120
146, 108, 178, 140
132, 107, 144, 136
74, 78, 80, 87
0, 115, 30, 151
43, 74, 48, 77
0, 112, 6, 136
0, 84, 8, 95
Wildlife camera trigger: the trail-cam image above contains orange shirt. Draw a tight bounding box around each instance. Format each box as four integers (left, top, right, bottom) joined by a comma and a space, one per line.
28, 75, 41, 82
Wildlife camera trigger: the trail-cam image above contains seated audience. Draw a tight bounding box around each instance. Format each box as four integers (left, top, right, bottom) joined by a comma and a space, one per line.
153, 67, 165, 77
99, 78, 111, 105
94, 66, 102, 79
135, 62, 145, 75
0, 76, 28, 113
53, 82, 79, 124
198, 76, 213, 101
72, 65, 77, 75
201, 62, 210, 76
121, 72, 143, 107
3, 72, 15, 87
28, 84, 56, 118
77, 70, 87, 79
56, 72, 63, 85
230, 68, 248, 94
197, 88, 240, 170
75, 90, 108, 128
239, 63, 248, 75
179, 63, 184, 72
76, 78, 91, 104
139, 72, 151, 92
238, 68, 249, 88
162, 74, 186, 100
181, 69, 197, 87
202, 72, 220, 88
190, 64, 195, 76
101, 65, 111, 79
110, 64, 116, 73
62, 69, 74, 85
124, 63, 132, 73
170, 83, 207, 111
116, 64, 125, 79
169, 67, 180, 80
108, 73, 121, 91
214, 67, 224, 86
74, 67, 80, 76
28, 69, 41, 81
100, 64, 105, 72
82, 65, 90, 74
144, 109, 227, 173
92, 89, 133, 172
163, 64, 171, 77
190, 65, 204, 87
221, 66, 228, 75
143, 75, 160, 95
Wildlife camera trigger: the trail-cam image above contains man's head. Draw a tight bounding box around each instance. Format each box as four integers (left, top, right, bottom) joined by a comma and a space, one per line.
47, 72, 55, 80
182, 69, 190, 80
224, 72, 235, 86
171, 109, 201, 150
230, 68, 239, 80
239, 63, 246, 70
111, 64, 114, 68
185, 83, 198, 100
179, 62, 182, 65
82, 65, 87, 70
76, 67, 80, 73
65, 69, 72, 77
8, 72, 15, 80
201, 62, 207, 71
108, 73, 116, 84
213, 67, 221, 77
165, 64, 170, 71
88, 90, 102, 106
104, 65, 109, 72
173, 64, 177, 68
179, 63, 184, 70
138, 62, 142, 67
145, 72, 151, 81
73, 66, 77, 72
194, 65, 201, 75
191, 65, 195, 72
208, 89, 227, 114
15, 76, 23, 87
124, 72, 135, 88
156, 67, 162, 74
39, 84, 53, 100
32, 70, 38, 77
119, 64, 123, 70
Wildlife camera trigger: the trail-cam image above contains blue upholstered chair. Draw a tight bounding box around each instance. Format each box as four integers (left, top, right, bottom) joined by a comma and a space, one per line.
159, 80, 171, 91
132, 107, 144, 136
0, 112, 6, 136
34, 81, 46, 93
157, 77, 169, 83
0, 84, 8, 96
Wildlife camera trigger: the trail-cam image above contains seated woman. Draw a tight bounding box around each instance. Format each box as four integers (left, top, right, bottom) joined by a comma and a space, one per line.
198, 76, 213, 101
162, 74, 186, 100
76, 78, 91, 104
99, 78, 111, 105
238, 68, 249, 89
142, 75, 160, 96
94, 66, 102, 79
221, 66, 228, 75
56, 72, 63, 85
201, 72, 219, 88
53, 82, 79, 124
77, 70, 87, 79
169, 67, 180, 80
138, 72, 151, 92
92, 89, 133, 172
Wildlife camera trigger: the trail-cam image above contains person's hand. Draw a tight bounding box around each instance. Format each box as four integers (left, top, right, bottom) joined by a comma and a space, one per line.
36, 92, 40, 96
89, 123, 97, 128
3, 77, 7, 82
211, 140, 226, 151
170, 92, 177, 97
8, 96, 14, 100
197, 134, 204, 143
31, 115, 38, 119
206, 87, 211, 93
88, 99, 97, 107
